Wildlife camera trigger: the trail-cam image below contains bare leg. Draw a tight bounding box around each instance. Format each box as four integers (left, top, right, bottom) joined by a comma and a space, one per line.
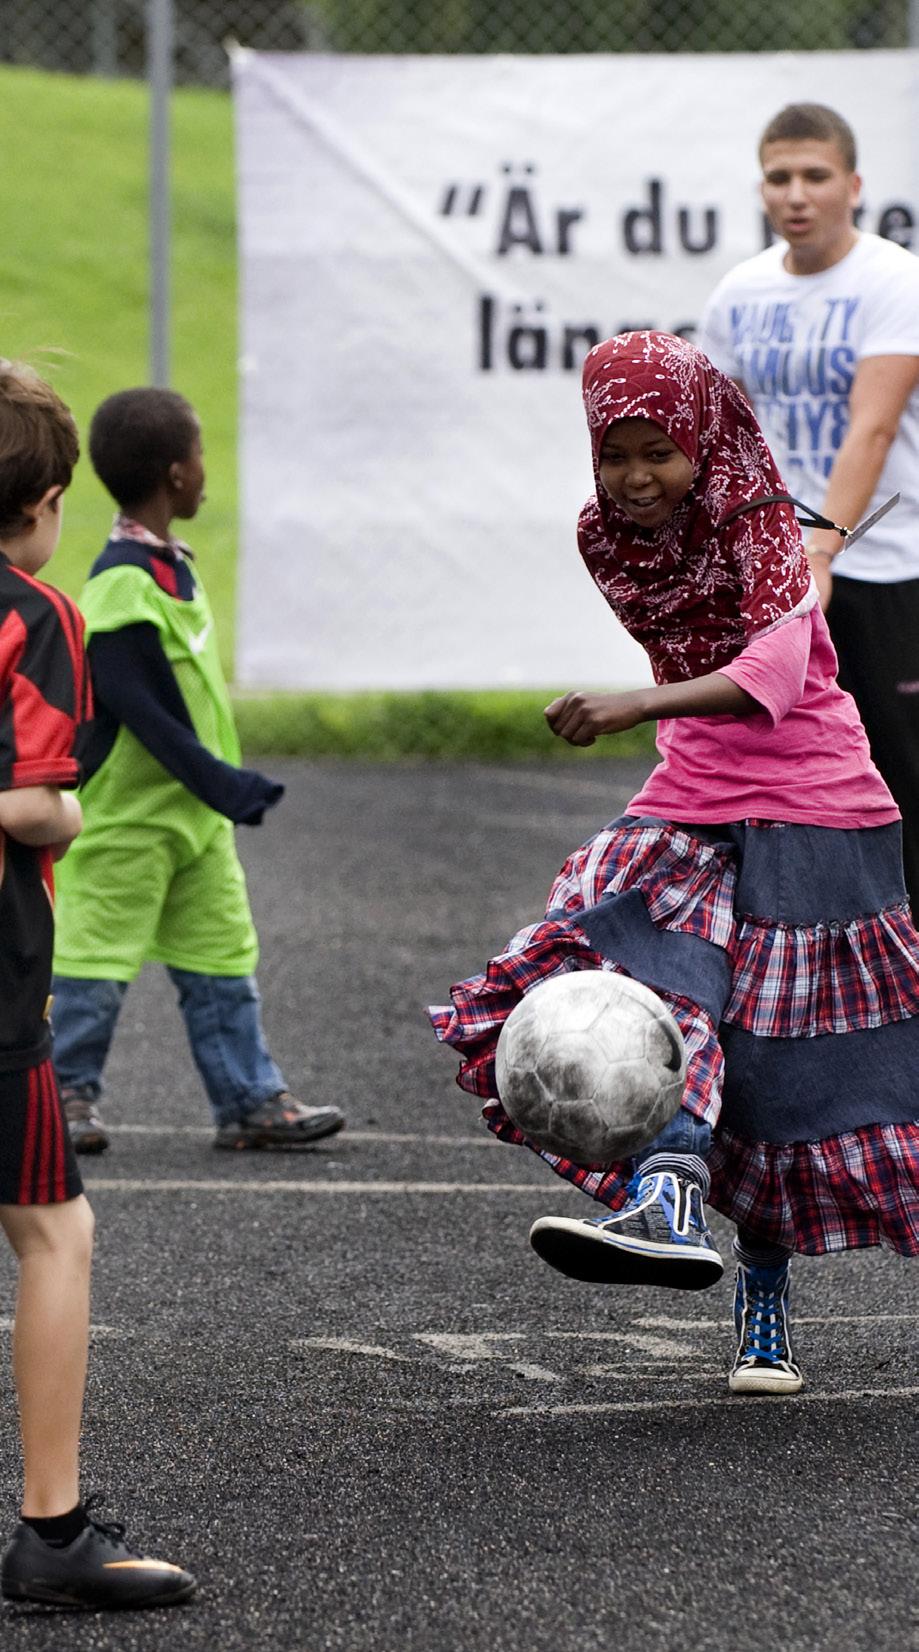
0, 1195, 94, 1516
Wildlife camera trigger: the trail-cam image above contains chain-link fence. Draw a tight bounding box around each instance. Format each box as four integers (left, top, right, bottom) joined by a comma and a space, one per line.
1, 0, 913, 86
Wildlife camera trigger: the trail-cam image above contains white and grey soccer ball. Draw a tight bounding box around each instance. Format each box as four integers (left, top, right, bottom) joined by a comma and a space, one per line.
495, 970, 686, 1166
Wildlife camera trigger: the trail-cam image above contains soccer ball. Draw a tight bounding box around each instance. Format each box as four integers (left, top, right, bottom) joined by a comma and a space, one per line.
495, 970, 686, 1166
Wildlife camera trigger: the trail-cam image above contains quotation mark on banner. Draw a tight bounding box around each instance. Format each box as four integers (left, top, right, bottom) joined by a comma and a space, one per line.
440, 183, 486, 217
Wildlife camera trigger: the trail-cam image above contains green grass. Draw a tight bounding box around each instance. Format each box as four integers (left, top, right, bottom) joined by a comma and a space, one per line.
0, 65, 655, 762
232, 689, 657, 761
0, 65, 238, 655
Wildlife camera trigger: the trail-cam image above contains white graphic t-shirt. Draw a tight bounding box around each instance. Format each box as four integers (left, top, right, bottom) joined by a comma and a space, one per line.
699, 233, 919, 582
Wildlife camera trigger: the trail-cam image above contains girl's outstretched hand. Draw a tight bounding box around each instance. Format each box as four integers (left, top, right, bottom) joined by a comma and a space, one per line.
544, 690, 648, 746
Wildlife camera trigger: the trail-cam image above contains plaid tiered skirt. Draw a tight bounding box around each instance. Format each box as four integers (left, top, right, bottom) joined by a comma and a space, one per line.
430, 817, 919, 1255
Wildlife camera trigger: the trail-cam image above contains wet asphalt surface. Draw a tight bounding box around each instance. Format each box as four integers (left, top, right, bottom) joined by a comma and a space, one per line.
0, 759, 916, 1652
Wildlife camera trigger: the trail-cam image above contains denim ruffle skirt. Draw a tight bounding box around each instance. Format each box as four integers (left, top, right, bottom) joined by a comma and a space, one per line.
430, 817, 919, 1255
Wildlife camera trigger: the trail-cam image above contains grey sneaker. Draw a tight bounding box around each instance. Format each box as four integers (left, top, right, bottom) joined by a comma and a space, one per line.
729, 1258, 804, 1395
529, 1158, 723, 1290
61, 1087, 110, 1155
213, 1091, 345, 1150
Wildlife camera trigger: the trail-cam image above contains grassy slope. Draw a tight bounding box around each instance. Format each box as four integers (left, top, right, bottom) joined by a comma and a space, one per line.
0, 66, 238, 655
0, 65, 654, 761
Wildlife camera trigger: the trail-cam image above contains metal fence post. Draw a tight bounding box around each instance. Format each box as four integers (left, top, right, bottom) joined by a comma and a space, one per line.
91, 0, 119, 77
148, 0, 173, 386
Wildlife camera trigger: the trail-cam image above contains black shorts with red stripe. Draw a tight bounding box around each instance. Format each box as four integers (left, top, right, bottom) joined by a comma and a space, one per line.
0, 1058, 83, 1205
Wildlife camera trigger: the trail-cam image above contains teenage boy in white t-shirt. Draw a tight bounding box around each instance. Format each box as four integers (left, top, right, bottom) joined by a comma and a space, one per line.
699, 102, 919, 909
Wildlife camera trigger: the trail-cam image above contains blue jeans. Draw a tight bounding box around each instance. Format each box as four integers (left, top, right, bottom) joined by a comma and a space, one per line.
634, 1105, 712, 1167
51, 971, 286, 1127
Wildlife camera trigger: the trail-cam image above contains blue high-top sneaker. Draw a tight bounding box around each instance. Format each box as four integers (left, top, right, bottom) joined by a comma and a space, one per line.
729, 1249, 803, 1395
529, 1153, 724, 1290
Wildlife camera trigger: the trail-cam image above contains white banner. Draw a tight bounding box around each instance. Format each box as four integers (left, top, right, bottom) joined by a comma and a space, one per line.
232, 50, 919, 690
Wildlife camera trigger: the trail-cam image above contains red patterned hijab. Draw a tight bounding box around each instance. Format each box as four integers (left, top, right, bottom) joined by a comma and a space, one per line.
577, 331, 813, 683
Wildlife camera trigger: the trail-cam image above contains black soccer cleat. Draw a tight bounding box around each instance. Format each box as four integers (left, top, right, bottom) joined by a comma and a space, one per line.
1, 1509, 196, 1610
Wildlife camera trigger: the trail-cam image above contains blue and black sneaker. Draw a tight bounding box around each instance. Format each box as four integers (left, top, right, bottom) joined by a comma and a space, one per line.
529, 1154, 724, 1290
729, 1257, 804, 1394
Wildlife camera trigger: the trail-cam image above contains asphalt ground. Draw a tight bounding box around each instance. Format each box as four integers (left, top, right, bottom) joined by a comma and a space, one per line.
1, 758, 916, 1652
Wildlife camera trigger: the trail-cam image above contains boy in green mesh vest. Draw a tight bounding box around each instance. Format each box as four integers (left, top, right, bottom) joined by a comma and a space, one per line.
51, 388, 344, 1154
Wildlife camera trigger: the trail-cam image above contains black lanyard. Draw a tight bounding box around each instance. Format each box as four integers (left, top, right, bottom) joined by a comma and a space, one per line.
720, 493, 844, 535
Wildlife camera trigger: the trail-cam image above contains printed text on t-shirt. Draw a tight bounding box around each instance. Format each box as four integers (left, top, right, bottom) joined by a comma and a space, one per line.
727, 295, 860, 478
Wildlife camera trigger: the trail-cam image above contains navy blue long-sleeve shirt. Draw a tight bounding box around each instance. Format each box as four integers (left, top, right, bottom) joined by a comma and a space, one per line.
81, 623, 283, 825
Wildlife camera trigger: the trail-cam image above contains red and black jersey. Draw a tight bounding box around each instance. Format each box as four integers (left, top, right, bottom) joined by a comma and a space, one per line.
0, 553, 91, 1070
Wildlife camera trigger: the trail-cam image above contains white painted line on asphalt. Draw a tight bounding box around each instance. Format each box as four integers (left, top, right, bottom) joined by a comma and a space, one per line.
790, 1313, 919, 1326
300, 1331, 564, 1377
527, 1329, 701, 1358
292, 1336, 727, 1384
83, 1178, 558, 1194
292, 1337, 412, 1362
102, 1126, 498, 1146
608, 1332, 695, 1359
293, 1316, 917, 1387
0, 1318, 126, 1338
580, 1367, 723, 1382
105, 1124, 211, 1135
500, 1385, 919, 1417
414, 1334, 563, 1382
634, 1314, 919, 1330
415, 1332, 526, 1360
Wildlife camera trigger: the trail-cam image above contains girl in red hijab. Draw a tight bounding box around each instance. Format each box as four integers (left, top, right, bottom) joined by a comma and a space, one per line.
431, 332, 919, 1397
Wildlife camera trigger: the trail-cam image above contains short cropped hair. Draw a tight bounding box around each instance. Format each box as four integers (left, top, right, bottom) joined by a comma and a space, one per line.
759, 104, 857, 172
0, 361, 79, 538
89, 387, 199, 510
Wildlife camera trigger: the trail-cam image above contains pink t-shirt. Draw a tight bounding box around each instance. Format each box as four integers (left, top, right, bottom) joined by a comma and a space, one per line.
627, 604, 899, 829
